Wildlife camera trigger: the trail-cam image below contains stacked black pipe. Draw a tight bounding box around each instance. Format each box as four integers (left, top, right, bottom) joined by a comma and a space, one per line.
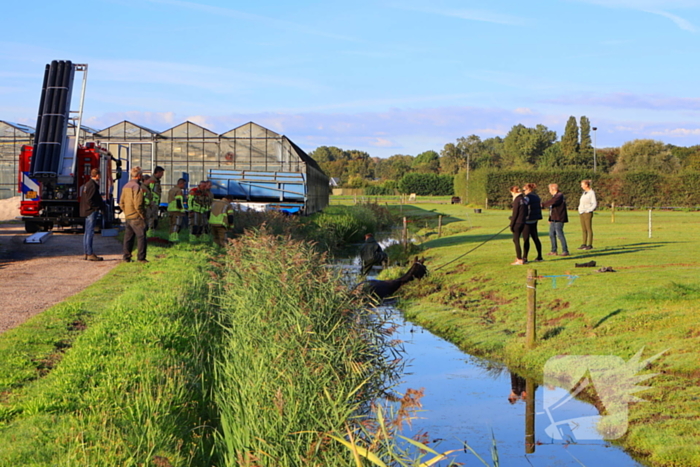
30, 60, 75, 177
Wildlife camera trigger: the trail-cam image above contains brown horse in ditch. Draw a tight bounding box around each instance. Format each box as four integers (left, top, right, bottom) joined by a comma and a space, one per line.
358, 257, 428, 300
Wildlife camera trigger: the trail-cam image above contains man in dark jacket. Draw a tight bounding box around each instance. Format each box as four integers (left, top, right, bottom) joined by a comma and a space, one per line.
542, 183, 570, 256
360, 233, 388, 275
79, 168, 106, 261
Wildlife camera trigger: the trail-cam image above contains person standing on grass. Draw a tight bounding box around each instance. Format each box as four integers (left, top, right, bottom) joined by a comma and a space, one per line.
167, 178, 187, 242
522, 183, 543, 262
578, 179, 597, 251
145, 166, 164, 236
79, 168, 106, 261
119, 166, 148, 263
509, 186, 528, 265
209, 195, 234, 247
542, 183, 570, 256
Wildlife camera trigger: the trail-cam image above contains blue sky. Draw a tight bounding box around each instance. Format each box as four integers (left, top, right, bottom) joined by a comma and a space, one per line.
2, 0, 700, 158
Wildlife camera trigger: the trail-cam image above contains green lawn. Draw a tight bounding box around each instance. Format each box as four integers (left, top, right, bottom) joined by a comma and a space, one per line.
389, 203, 700, 467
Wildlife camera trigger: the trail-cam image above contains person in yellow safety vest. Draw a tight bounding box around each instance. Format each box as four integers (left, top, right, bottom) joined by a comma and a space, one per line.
167, 178, 187, 242
145, 166, 164, 235
188, 181, 208, 242
209, 195, 234, 247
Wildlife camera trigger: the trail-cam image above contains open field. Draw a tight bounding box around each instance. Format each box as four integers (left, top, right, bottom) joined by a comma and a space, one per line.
0, 200, 697, 466
385, 201, 700, 467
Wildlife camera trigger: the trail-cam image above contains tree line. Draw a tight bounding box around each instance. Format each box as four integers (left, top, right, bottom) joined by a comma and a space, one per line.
310, 116, 700, 194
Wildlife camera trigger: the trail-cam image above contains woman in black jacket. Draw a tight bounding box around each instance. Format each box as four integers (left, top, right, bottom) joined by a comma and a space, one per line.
522, 183, 543, 262
509, 186, 528, 265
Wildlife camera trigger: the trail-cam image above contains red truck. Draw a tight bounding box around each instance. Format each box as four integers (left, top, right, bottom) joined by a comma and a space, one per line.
18, 60, 122, 233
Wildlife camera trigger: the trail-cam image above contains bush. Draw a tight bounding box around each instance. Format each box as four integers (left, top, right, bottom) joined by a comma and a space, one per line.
398, 173, 454, 196
465, 169, 700, 208
365, 184, 396, 196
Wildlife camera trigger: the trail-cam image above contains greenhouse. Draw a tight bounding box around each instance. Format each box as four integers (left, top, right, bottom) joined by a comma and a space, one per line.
3, 119, 328, 213
0, 121, 34, 199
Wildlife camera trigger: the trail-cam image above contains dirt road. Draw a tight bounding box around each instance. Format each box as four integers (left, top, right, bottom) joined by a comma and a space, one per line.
0, 223, 123, 335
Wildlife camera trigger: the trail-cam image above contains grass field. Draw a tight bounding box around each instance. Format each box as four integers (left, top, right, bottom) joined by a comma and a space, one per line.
0, 202, 696, 466
384, 201, 700, 467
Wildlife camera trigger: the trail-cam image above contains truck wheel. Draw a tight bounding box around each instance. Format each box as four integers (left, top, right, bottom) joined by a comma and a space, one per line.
25, 222, 39, 234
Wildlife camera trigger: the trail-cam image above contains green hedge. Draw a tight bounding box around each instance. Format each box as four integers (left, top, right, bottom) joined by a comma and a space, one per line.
398, 173, 454, 196
461, 169, 700, 208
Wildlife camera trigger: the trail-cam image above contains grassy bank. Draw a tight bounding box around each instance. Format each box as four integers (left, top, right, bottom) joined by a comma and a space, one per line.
0, 205, 400, 466
0, 243, 219, 465
388, 203, 700, 467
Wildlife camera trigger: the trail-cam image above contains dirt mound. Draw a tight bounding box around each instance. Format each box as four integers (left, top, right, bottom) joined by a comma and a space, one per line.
0, 197, 20, 222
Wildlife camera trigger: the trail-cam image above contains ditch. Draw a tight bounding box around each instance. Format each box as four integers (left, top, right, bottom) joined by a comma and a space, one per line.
341, 248, 645, 466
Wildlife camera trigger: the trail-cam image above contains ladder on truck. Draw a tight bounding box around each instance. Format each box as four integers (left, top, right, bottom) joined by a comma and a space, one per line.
61, 64, 88, 182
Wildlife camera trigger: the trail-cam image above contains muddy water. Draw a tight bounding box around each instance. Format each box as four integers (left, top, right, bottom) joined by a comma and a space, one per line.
382, 306, 645, 467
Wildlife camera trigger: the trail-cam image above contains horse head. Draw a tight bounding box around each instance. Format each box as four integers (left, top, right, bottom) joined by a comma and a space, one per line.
403, 256, 428, 282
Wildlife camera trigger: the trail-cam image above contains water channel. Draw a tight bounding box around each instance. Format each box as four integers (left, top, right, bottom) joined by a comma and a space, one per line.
339, 245, 645, 466
381, 305, 645, 466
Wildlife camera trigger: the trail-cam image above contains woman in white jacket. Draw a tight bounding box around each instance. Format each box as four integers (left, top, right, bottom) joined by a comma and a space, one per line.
578, 180, 597, 250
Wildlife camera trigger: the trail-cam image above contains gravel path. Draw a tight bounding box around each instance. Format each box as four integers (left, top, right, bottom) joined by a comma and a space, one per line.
0, 223, 123, 335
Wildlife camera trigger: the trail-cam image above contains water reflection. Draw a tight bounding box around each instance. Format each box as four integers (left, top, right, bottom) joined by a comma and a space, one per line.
382, 307, 645, 466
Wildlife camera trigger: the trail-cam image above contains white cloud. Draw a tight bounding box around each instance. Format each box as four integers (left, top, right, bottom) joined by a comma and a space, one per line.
646, 10, 696, 31
573, 0, 698, 32
392, 4, 526, 25
144, 0, 360, 42
543, 93, 700, 111
514, 107, 535, 115
650, 127, 700, 136
368, 137, 399, 148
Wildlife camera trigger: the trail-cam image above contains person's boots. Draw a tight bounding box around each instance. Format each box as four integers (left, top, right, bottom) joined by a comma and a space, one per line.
86, 254, 104, 261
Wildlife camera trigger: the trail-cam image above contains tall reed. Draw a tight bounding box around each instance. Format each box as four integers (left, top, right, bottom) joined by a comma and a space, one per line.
213, 231, 397, 466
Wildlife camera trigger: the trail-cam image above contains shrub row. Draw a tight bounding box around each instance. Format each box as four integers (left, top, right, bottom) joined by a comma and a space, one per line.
397, 173, 454, 196
456, 169, 700, 208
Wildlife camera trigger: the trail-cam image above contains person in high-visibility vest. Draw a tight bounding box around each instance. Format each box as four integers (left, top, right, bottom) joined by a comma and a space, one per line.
209, 195, 234, 247
167, 178, 187, 242
145, 166, 164, 236
188, 181, 208, 242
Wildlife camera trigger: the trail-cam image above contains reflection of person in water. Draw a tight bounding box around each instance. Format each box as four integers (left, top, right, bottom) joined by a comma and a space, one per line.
508, 372, 528, 404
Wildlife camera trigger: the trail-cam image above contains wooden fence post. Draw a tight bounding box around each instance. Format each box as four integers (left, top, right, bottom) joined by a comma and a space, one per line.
526, 269, 537, 349
611, 202, 615, 223
402, 217, 408, 251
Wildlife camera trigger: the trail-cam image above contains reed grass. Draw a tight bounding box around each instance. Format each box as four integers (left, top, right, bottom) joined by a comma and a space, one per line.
213, 230, 399, 466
